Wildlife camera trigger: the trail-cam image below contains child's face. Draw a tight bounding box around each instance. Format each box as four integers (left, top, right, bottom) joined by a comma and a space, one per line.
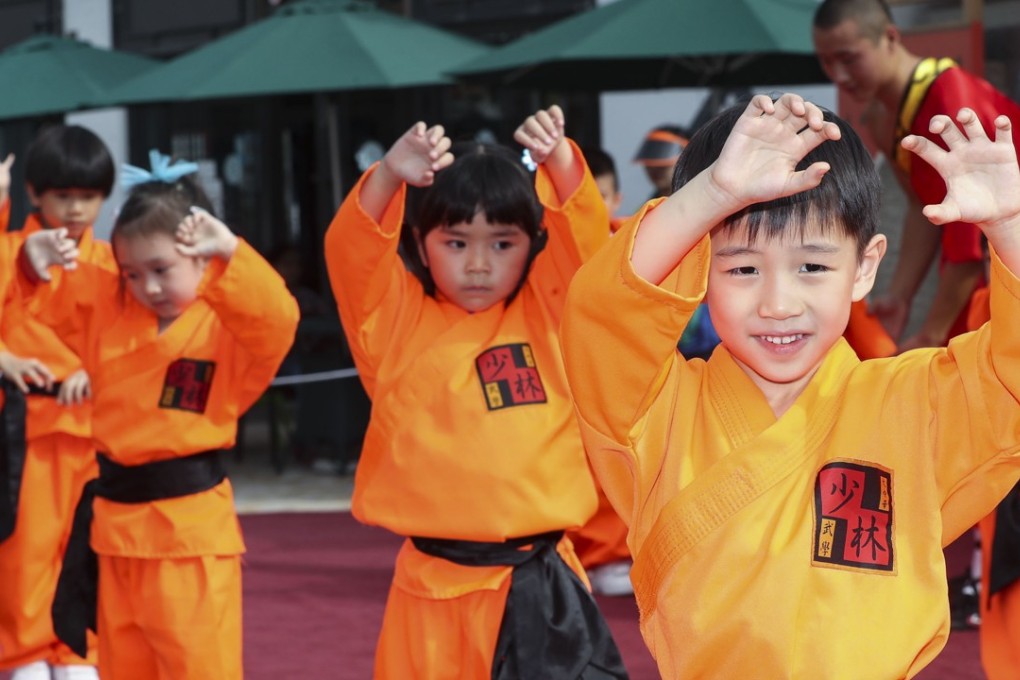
114, 232, 207, 323
705, 218, 883, 401
28, 186, 104, 240
417, 212, 532, 313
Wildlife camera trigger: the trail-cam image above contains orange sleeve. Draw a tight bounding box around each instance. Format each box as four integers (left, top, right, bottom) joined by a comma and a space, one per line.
529, 140, 610, 308
561, 202, 708, 445
14, 255, 118, 366
0, 199, 9, 232
200, 239, 300, 412
323, 166, 424, 396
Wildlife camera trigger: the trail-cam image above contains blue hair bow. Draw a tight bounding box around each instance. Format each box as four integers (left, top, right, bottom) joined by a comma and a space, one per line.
121, 149, 200, 188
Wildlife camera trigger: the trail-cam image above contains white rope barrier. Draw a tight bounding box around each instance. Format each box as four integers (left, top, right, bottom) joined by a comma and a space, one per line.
270, 367, 359, 387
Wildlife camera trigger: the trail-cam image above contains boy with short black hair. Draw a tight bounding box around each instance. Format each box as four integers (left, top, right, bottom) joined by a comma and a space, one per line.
561, 93, 1020, 678
0, 124, 116, 680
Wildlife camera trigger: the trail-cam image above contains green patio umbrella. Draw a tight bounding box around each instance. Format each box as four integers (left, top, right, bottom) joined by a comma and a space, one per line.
0, 34, 157, 121
105, 0, 489, 104
452, 0, 827, 90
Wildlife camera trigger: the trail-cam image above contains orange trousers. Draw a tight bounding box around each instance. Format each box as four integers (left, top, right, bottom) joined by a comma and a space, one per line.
374, 536, 588, 679
0, 432, 97, 670
980, 511, 1020, 680
97, 554, 242, 680
569, 485, 630, 570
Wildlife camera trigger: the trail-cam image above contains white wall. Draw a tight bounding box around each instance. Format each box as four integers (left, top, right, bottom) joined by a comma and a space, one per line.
63, 0, 127, 241
600, 84, 837, 216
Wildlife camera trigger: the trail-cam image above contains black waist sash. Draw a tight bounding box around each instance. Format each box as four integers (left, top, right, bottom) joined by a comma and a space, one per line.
989, 482, 1020, 598
411, 532, 629, 680
52, 450, 227, 658
0, 379, 61, 542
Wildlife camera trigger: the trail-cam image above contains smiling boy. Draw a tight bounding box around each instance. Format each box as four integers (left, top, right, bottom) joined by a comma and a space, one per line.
561, 93, 1020, 678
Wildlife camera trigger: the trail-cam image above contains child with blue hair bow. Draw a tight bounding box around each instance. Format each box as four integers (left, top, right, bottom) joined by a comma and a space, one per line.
12, 151, 299, 680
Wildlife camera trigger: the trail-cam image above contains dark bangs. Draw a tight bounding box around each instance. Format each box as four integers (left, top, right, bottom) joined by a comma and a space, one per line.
672, 101, 880, 257
416, 142, 542, 238
25, 125, 115, 196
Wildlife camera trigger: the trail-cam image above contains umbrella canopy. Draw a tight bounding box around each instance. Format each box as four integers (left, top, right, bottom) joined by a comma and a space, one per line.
452, 0, 827, 90
105, 0, 490, 104
0, 34, 157, 121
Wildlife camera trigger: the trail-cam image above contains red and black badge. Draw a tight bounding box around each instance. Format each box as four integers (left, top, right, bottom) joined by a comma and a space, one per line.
159, 358, 216, 413
475, 343, 546, 411
813, 460, 894, 572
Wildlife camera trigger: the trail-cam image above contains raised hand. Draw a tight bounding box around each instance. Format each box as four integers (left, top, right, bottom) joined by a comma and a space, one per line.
514, 105, 566, 166
176, 207, 239, 260
23, 228, 79, 281
902, 109, 1020, 231
381, 122, 453, 188
707, 93, 842, 214
56, 368, 91, 406
0, 351, 55, 393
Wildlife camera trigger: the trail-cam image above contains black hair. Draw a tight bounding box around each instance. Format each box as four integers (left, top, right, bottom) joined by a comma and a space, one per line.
24, 125, 115, 197
402, 141, 544, 299
112, 174, 215, 247
582, 147, 619, 192
672, 99, 880, 258
813, 0, 893, 41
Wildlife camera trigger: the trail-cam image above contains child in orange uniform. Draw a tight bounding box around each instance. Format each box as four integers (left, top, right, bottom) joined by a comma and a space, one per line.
561, 94, 1020, 678
325, 107, 627, 678
17, 158, 299, 680
0, 126, 116, 680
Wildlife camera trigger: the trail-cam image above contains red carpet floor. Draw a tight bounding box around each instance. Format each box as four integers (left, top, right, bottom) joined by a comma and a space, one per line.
239, 512, 985, 680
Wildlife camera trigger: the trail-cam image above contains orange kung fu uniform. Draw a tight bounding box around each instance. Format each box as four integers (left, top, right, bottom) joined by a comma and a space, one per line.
0, 215, 115, 671
965, 286, 1020, 680
560, 204, 1020, 680
325, 141, 610, 679
21, 240, 298, 680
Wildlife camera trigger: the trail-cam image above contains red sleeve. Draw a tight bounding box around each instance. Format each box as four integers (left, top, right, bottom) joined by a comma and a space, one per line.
910, 68, 1020, 264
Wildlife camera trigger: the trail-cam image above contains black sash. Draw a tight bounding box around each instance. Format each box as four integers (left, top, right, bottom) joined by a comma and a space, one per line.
989, 482, 1020, 598
0, 379, 61, 542
52, 450, 227, 658
411, 532, 629, 680
0, 379, 28, 542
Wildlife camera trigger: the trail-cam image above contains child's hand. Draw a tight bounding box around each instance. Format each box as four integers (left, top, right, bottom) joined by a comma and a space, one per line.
381, 122, 453, 188
514, 105, 566, 165
176, 208, 239, 261
707, 93, 841, 214
902, 110, 1020, 232
24, 228, 79, 281
0, 351, 55, 393
56, 368, 91, 406
0, 153, 13, 206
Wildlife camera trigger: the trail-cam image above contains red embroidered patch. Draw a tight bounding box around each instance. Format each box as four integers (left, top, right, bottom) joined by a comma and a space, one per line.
475, 343, 546, 411
813, 461, 894, 572
159, 359, 216, 413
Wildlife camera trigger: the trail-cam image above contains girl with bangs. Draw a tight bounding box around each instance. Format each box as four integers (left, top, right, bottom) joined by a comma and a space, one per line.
325, 106, 629, 678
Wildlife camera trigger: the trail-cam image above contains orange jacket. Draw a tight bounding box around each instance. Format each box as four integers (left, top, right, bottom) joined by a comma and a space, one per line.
325, 140, 606, 544
20, 240, 299, 558
561, 205, 1020, 679
0, 215, 116, 440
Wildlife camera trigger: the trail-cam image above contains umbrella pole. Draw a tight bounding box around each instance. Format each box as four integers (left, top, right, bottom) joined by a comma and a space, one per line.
327, 98, 343, 208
